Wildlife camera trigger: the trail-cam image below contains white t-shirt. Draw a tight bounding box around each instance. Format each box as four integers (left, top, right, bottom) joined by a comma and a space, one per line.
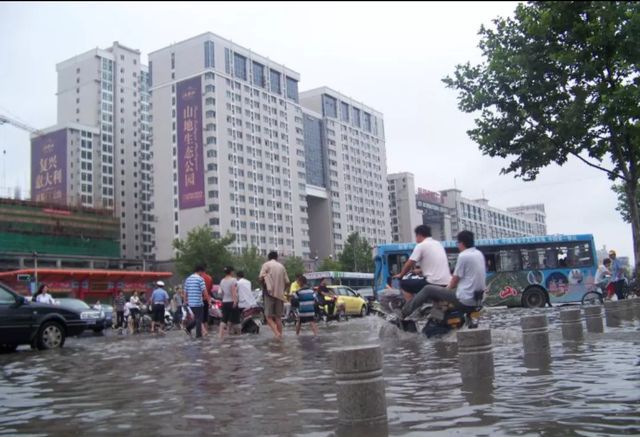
409, 238, 452, 286
237, 278, 257, 309
36, 292, 55, 304
453, 247, 486, 306
595, 265, 611, 284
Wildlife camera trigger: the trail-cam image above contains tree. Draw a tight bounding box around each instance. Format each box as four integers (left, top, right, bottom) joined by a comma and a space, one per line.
338, 232, 374, 273
234, 246, 265, 286
172, 226, 235, 280
284, 256, 306, 279
443, 1, 640, 279
318, 257, 341, 272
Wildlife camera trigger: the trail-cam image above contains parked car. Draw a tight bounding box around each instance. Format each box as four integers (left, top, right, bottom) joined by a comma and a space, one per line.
57, 298, 107, 333
0, 282, 87, 352
356, 287, 376, 315
327, 285, 369, 317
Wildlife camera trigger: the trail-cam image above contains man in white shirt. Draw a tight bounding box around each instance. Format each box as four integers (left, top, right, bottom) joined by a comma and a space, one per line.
237, 271, 257, 309
393, 225, 452, 302
401, 230, 486, 318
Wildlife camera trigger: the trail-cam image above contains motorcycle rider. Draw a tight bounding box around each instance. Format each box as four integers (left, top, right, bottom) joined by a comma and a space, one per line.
315, 278, 337, 317
400, 230, 486, 318
392, 225, 451, 307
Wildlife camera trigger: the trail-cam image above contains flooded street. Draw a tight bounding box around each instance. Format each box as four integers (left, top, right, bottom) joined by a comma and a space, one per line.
1, 306, 639, 436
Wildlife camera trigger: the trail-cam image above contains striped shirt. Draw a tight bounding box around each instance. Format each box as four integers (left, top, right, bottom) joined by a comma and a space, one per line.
296, 288, 316, 319
184, 273, 205, 307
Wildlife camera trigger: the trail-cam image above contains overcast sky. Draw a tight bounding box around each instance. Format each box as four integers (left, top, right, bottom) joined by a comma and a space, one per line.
0, 1, 632, 261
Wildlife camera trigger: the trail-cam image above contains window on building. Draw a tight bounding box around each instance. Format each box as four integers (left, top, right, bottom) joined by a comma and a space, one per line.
352, 107, 361, 128
252, 61, 265, 88
340, 101, 349, 122
233, 53, 247, 81
322, 94, 337, 118
204, 40, 215, 68
171, 52, 175, 69
363, 112, 372, 132
269, 69, 281, 94
285, 76, 298, 102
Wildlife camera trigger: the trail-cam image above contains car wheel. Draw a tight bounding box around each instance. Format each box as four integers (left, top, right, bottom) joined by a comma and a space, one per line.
522, 287, 547, 308
0, 344, 18, 353
37, 321, 65, 350
360, 306, 367, 317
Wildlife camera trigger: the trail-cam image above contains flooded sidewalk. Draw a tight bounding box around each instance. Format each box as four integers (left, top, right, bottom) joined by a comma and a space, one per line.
1, 307, 639, 436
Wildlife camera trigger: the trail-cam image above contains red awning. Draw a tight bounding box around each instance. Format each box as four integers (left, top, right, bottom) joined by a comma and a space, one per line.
0, 269, 173, 280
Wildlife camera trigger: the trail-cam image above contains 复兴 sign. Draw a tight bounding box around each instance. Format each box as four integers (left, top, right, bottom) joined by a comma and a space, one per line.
31, 129, 67, 204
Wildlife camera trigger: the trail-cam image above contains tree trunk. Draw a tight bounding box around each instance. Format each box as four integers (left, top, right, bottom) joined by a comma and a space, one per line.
625, 180, 640, 283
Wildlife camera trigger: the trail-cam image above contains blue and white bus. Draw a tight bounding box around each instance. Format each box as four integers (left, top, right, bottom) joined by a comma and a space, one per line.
373, 234, 599, 308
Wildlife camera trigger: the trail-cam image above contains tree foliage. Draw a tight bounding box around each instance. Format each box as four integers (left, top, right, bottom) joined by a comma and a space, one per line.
338, 232, 374, 273
443, 1, 640, 275
172, 226, 236, 280
284, 256, 306, 279
234, 246, 265, 286
318, 257, 341, 272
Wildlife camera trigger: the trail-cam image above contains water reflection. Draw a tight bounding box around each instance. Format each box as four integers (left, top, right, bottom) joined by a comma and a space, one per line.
0, 306, 638, 435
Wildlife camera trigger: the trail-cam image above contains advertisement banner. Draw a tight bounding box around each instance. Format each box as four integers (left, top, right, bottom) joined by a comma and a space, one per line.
176, 76, 205, 209
31, 129, 67, 204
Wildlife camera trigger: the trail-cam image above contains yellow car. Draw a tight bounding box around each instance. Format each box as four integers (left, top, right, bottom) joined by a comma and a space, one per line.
327, 285, 368, 317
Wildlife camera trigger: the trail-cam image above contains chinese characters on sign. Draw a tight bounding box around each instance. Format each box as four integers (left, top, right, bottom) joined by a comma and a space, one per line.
176, 76, 205, 209
31, 129, 67, 204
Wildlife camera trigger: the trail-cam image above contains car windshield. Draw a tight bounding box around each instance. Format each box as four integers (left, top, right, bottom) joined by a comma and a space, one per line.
101, 305, 113, 311
58, 298, 91, 311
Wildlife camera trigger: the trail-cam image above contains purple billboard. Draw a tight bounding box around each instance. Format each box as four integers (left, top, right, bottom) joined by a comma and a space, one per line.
31, 129, 67, 204
176, 76, 205, 209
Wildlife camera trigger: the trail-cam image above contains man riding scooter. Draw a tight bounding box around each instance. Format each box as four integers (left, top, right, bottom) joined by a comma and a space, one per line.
315, 278, 340, 320
392, 225, 451, 316
397, 230, 486, 321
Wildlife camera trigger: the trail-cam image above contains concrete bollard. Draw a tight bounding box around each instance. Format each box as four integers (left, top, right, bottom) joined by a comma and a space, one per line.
333, 345, 387, 426
559, 308, 583, 341
605, 300, 622, 327
633, 299, 640, 321
619, 299, 634, 321
457, 329, 494, 380
583, 306, 604, 333
521, 314, 550, 356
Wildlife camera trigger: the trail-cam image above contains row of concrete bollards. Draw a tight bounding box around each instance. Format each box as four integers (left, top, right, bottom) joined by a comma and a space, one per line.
334, 299, 640, 427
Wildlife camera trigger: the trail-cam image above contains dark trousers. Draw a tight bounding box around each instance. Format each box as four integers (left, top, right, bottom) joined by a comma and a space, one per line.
613, 280, 626, 300
186, 306, 204, 337
116, 311, 125, 328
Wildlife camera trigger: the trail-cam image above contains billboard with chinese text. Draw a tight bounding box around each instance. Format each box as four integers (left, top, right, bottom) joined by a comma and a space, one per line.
31, 129, 67, 204
176, 76, 205, 209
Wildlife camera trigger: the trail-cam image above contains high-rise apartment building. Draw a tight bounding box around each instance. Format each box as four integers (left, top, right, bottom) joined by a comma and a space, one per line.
149, 33, 310, 261
31, 42, 153, 260
300, 88, 390, 253
149, 33, 390, 262
388, 172, 421, 242
388, 173, 548, 241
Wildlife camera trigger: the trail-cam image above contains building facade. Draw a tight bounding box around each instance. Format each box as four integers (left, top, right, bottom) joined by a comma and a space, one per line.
300, 87, 390, 254
388, 172, 421, 242
33, 42, 154, 260
149, 33, 310, 261
388, 173, 548, 242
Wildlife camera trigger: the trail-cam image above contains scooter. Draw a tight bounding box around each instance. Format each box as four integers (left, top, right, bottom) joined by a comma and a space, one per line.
317, 294, 347, 323
378, 288, 482, 338
240, 306, 264, 334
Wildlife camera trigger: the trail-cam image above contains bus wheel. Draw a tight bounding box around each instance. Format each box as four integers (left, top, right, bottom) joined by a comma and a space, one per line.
522, 288, 547, 308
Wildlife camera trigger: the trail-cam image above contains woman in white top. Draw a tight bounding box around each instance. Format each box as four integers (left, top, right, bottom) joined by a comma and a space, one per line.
218, 266, 239, 340
34, 284, 55, 304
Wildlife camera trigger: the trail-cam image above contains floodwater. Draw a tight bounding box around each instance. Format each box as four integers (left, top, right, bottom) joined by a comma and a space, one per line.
1, 306, 639, 436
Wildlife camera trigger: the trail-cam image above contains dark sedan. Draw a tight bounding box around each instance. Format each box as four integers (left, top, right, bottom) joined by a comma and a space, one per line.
0, 283, 87, 352
58, 298, 107, 333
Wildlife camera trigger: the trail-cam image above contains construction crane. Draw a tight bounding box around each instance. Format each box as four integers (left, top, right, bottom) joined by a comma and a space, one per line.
0, 113, 42, 135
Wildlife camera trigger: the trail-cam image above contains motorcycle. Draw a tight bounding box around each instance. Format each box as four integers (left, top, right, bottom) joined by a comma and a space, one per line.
317, 294, 347, 323
240, 306, 264, 334
378, 288, 482, 338
208, 299, 223, 325
163, 309, 174, 330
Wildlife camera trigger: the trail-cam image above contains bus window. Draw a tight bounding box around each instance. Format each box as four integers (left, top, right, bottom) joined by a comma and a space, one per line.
485, 252, 497, 272
497, 248, 522, 272
521, 248, 543, 270
544, 247, 558, 269
574, 242, 594, 267
387, 253, 408, 276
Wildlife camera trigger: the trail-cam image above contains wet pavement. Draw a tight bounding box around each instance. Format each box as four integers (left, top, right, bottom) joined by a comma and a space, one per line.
1, 305, 639, 436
